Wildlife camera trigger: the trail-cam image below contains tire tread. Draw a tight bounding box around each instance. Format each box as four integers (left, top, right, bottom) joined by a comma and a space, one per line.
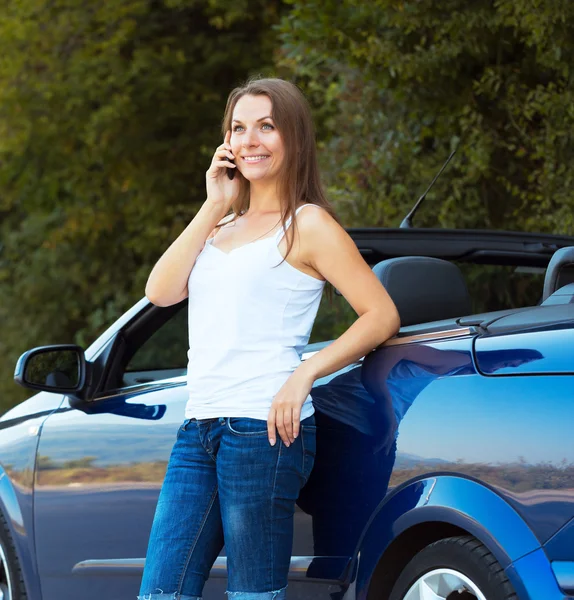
389, 534, 518, 600
0, 509, 28, 600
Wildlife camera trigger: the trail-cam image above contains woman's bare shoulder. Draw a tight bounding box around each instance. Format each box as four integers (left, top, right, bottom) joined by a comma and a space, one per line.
296, 203, 339, 233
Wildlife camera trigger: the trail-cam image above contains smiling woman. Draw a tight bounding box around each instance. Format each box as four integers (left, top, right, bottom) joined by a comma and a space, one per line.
230, 96, 284, 182
140, 76, 400, 600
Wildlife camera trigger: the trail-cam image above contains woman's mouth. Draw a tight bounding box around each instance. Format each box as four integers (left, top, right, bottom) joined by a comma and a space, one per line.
242, 155, 270, 164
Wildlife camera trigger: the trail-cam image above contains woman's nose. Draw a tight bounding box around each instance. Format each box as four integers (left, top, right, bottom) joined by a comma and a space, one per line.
242, 128, 260, 147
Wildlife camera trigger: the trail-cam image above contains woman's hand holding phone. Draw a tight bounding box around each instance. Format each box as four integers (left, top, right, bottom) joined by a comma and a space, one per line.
206, 130, 240, 212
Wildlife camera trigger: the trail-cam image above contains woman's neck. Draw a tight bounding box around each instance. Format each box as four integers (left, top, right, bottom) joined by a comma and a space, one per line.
246, 179, 282, 215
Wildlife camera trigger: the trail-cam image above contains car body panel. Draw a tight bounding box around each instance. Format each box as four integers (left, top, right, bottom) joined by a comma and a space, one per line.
33, 384, 189, 600
0, 392, 65, 600
4, 322, 574, 599
545, 517, 574, 561
3, 227, 574, 599
474, 326, 574, 375
505, 548, 571, 600
353, 476, 543, 597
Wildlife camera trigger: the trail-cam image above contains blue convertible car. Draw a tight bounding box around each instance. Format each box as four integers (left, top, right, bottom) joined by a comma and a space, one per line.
2, 227, 574, 600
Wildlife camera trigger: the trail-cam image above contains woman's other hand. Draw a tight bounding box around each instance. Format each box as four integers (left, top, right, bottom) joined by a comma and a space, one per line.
267, 366, 315, 447
206, 130, 240, 211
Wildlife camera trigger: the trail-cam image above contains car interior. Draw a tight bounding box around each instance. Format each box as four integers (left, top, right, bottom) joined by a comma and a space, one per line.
379, 245, 574, 339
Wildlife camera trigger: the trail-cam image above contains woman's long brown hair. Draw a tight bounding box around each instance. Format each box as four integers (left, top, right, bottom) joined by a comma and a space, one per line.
219, 76, 341, 301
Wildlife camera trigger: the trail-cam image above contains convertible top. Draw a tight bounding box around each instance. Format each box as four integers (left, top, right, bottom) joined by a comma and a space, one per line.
348, 228, 574, 267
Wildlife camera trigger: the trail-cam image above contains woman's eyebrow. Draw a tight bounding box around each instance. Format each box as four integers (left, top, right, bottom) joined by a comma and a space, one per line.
232, 116, 274, 123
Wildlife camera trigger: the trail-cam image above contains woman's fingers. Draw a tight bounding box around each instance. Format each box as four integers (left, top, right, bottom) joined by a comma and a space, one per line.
267, 410, 277, 446
269, 406, 290, 447
214, 148, 234, 160
207, 160, 235, 176
283, 409, 294, 444
292, 407, 301, 441
207, 148, 235, 179
276, 415, 289, 447
268, 403, 302, 447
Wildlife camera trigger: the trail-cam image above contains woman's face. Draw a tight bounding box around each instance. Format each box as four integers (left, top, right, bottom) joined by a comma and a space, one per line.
230, 94, 285, 184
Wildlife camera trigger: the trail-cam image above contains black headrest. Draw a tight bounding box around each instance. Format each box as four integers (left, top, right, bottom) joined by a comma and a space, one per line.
543, 246, 574, 302
372, 256, 472, 327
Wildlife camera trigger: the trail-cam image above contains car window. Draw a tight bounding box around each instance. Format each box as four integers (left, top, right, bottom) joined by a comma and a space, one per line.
311, 262, 546, 343
456, 263, 545, 314
123, 303, 188, 386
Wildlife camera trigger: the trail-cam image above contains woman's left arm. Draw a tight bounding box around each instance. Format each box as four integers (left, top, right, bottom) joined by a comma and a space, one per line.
267, 207, 401, 447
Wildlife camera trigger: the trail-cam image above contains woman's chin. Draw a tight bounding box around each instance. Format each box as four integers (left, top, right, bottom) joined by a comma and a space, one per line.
240, 170, 277, 184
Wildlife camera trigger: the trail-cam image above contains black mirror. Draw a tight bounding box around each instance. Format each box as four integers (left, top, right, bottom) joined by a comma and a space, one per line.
14, 345, 86, 393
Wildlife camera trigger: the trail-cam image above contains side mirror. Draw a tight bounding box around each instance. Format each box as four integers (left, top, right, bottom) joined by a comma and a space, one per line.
14, 345, 87, 394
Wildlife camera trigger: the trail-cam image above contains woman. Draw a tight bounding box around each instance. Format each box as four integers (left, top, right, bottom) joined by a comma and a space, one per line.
140, 77, 400, 600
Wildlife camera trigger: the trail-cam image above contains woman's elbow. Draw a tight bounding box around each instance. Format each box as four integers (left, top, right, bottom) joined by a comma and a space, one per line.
380, 302, 400, 339
388, 306, 401, 337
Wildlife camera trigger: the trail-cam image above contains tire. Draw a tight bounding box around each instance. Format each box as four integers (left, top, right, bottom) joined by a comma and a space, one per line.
389, 535, 517, 600
0, 510, 27, 600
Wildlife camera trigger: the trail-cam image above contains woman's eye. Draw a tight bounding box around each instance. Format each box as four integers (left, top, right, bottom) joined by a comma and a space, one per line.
232, 125, 244, 132
262, 123, 274, 130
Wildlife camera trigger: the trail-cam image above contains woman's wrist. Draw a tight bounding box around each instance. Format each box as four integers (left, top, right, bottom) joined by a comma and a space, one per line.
296, 360, 318, 385
204, 197, 228, 214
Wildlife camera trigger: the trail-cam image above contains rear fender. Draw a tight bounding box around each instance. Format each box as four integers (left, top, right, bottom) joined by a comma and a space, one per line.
355, 475, 541, 595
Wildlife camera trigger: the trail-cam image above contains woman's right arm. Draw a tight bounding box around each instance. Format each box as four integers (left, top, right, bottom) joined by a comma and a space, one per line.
145, 131, 238, 307
144, 200, 229, 307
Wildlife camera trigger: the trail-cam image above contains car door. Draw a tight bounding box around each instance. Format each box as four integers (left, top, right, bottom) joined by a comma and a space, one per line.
33, 301, 192, 600
32, 298, 370, 600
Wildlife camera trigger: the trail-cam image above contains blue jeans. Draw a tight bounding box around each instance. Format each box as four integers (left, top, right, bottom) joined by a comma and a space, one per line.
138, 414, 317, 600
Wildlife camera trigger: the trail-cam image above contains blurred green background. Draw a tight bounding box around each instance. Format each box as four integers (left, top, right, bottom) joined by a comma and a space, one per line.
1, 0, 573, 413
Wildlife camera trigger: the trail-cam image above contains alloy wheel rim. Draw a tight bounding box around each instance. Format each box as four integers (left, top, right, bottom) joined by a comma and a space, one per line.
403, 567, 487, 600
0, 540, 11, 600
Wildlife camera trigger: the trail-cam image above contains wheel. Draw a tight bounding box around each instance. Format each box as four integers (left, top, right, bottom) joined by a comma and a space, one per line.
0, 511, 27, 600
389, 535, 517, 600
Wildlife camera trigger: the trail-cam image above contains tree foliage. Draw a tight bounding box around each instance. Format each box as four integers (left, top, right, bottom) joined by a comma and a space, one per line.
0, 0, 281, 412
2, 0, 573, 413
277, 0, 574, 231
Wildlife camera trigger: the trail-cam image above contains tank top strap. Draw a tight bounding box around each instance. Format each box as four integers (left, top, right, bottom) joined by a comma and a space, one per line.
274, 203, 320, 244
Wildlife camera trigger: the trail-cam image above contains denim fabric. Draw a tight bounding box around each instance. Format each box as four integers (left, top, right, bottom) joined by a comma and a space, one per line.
137, 414, 317, 600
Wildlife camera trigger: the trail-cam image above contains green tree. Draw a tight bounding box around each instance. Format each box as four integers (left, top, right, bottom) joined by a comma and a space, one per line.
277, 0, 574, 232
0, 0, 281, 413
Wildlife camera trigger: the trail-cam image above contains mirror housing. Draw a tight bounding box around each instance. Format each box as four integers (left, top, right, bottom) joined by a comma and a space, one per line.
14, 344, 88, 395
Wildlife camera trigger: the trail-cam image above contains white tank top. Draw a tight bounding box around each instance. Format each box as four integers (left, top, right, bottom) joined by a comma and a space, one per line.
184, 203, 326, 421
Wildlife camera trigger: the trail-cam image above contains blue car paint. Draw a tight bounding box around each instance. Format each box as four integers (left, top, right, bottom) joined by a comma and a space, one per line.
0, 396, 65, 600
475, 326, 574, 375
506, 548, 568, 600
1, 305, 574, 600
546, 517, 574, 561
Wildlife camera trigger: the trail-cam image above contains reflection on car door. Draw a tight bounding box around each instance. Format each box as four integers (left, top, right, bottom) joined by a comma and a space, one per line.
33, 383, 188, 600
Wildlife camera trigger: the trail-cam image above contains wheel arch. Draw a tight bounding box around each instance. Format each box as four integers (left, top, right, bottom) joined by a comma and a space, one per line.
357, 475, 542, 599
365, 521, 467, 600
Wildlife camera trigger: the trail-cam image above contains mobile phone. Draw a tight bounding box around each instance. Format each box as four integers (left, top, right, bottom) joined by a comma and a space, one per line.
227, 158, 236, 180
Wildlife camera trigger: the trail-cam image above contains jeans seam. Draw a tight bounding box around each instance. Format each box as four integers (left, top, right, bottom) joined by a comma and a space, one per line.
269, 440, 282, 589
196, 420, 217, 463
176, 483, 219, 595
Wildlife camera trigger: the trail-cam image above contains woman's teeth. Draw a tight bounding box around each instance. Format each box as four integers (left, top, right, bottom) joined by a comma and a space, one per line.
243, 156, 269, 163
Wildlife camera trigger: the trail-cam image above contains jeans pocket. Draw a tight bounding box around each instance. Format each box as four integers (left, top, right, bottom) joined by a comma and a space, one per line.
226, 417, 269, 436
176, 418, 193, 440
